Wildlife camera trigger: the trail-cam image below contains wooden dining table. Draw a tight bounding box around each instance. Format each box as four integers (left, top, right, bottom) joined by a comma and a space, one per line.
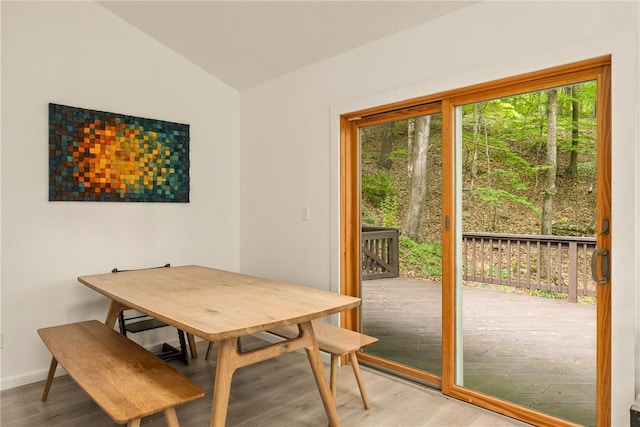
78, 264, 361, 427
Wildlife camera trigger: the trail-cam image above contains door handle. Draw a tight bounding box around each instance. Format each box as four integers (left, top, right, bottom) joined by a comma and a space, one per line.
591, 248, 610, 284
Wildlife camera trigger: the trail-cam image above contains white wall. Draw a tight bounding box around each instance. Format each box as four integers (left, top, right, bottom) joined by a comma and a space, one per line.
2, 0, 638, 424
1, 2, 240, 388
239, 2, 639, 425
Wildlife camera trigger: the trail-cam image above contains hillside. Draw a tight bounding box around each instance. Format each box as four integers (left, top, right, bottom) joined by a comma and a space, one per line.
360, 93, 598, 243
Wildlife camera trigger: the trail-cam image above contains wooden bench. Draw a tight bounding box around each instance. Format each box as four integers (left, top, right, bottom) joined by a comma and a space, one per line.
38, 320, 205, 427
269, 321, 378, 409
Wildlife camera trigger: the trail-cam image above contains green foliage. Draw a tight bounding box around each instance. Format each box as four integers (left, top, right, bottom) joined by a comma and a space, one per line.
474, 187, 541, 217
399, 237, 442, 279
361, 206, 380, 227
459, 80, 597, 234
579, 160, 596, 174
522, 289, 567, 300
361, 172, 395, 205
485, 266, 510, 280
361, 195, 398, 228
578, 295, 596, 305
577, 81, 597, 113
383, 120, 410, 140
481, 168, 529, 191
381, 196, 398, 227
362, 81, 598, 287
387, 149, 408, 162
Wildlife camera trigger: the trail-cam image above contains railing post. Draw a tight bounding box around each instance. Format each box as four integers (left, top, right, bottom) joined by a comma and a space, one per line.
568, 241, 578, 303
462, 232, 595, 302
361, 227, 400, 280
390, 229, 399, 276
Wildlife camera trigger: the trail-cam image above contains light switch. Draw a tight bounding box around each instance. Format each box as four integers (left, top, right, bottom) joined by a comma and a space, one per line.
302, 206, 310, 221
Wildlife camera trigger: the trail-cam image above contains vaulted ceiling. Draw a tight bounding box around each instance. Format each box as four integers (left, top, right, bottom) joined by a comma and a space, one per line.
99, 1, 476, 90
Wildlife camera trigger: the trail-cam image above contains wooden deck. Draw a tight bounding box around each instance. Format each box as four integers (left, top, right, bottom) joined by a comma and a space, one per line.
361, 277, 596, 426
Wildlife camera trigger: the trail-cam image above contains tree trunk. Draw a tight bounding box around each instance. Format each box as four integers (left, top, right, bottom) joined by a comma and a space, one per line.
403, 115, 431, 242
541, 89, 558, 235
566, 84, 579, 176
377, 122, 393, 169
471, 104, 480, 185
407, 119, 415, 176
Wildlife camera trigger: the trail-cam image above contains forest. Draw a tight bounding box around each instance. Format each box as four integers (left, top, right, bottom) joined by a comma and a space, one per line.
360, 81, 598, 280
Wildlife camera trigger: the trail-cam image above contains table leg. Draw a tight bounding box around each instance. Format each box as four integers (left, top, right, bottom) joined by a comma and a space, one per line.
41, 357, 58, 401
299, 321, 341, 427
163, 407, 180, 427
104, 300, 128, 328
208, 324, 340, 426
187, 333, 197, 359
210, 338, 237, 427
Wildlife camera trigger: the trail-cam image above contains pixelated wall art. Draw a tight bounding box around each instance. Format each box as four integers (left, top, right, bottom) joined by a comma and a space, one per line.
49, 103, 189, 202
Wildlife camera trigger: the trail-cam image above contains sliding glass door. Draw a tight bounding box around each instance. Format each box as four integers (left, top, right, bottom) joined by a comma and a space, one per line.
453, 82, 600, 426
357, 109, 443, 384
341, 56, 611, 426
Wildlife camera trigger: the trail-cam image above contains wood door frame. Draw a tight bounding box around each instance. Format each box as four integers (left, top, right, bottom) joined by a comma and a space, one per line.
341, 55, 611, 427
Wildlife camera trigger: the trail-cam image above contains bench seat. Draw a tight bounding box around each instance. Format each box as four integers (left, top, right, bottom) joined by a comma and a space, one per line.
38, 320, 204, 427
269, 320, 378, 409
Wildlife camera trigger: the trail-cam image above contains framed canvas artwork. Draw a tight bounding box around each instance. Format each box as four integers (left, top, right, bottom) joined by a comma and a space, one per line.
48, 103, 190, 202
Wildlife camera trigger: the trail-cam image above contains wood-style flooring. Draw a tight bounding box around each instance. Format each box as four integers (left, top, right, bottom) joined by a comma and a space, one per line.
1, 338, 528, 426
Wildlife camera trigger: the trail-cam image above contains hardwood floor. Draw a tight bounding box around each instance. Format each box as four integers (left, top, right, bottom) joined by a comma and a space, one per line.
2, 338, 529, 426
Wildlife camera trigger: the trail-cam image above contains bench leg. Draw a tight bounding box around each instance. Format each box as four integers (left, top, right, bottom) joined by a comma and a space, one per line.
164, 407, 180, 427
127, 420, 141, 427
348, 352, 371, 410
299, 322, 340, 427
41, 357, 58, 401
330, 355, 338, 398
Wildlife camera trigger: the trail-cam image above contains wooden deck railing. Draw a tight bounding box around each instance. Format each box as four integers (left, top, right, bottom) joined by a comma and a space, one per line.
462, 232, 597, 302
362, 229, 596, 302
362, 227, 400, 280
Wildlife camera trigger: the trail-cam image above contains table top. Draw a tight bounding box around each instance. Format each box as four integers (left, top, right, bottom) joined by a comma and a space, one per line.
78, 265, 361, 341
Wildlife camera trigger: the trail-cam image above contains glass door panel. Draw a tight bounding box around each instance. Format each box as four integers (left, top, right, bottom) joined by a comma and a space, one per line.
359, 113, 443, 379
454, 83, 598, 426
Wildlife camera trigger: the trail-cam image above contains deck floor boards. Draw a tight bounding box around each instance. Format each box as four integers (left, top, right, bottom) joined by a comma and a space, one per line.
362, 277, 596, 426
